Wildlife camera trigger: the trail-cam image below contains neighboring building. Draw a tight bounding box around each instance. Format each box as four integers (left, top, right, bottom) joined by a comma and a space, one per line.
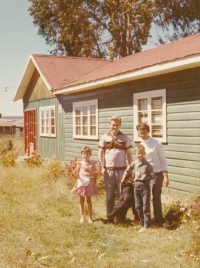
13, 33, 200, 195
0, 116, 23, 135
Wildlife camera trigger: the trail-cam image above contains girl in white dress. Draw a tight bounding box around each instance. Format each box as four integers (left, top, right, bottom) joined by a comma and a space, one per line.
71, 146, 99, 223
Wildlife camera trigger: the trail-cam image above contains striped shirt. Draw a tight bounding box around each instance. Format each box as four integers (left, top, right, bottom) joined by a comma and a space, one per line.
98, 130, 132, 170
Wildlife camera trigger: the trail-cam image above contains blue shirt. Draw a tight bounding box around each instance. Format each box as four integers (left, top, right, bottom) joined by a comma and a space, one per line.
123, 158, 156, 181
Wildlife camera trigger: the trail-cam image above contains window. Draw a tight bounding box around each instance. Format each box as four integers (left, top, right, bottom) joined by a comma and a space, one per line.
39, 106, 56, 137
73, 99, 98, 139
133, 89, 166, 142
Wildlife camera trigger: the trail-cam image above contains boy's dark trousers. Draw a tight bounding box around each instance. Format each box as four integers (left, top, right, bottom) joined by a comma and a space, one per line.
107, 183, 134, 220
132, 184, 139, 220
134, 180, 151, 227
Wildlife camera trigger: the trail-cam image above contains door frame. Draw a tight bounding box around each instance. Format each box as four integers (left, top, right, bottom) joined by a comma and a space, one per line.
24, 109, 37, 155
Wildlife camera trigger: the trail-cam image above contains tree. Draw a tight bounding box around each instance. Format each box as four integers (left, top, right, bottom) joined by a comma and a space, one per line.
28, 0, 200, 59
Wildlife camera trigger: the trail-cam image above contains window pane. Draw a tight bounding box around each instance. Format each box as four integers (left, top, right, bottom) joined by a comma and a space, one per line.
41, 126, 45, 133
76, 126, 81, 135
152, 111, 162, 124
51, 109, 55, 117
90, 105, 96, 114
82, 106, 88, 115
76, 117, 81, 125
75, 107, 81, 115
51, 127, 55, 134
46, 118, 49, 126
152, 97, 162, 109
46, 126, 49, 133
90, 115, 96, 125
51, 118, 55, 126
152, 125, 163, 138
138, 111, 148, 123
138, 99, 147, 110
41, 110, 45, 118
82, 126, 88, 135
90, 126, 96, 135
46, 110, 50, 117
83, 116, 88, 125
41, 119, 45, 125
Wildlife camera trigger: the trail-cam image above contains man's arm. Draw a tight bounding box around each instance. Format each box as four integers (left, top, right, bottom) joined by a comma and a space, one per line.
126, 148, 132, 165
98, 148, 106, 176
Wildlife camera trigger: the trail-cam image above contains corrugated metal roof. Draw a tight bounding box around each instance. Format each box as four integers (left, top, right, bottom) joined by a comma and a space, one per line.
59, 33, 200, 89
13, 55, 111, 101
14, 33, 200, 101
31, 54, 112, 89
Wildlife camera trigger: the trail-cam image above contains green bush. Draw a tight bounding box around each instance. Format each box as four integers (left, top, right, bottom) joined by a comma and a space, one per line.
0, 152, 16, 167
163, 201, 184, 230
24, 153, 43, 167
43, 159, 66, 182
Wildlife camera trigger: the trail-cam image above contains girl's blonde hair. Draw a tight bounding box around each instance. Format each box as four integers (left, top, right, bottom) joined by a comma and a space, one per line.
134, 144, 145, 154
81, 146, 92, 156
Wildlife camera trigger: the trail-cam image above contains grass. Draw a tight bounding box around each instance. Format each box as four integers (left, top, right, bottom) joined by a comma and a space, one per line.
0, 136, 199, 267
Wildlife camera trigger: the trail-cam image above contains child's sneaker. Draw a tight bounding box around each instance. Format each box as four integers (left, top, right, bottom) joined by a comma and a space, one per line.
138, 227, 148, 233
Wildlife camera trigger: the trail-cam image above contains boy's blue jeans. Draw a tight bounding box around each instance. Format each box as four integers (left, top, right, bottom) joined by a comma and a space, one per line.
150, 171, 164, 223
104, 170, 124, 215
134, 180, 151, 227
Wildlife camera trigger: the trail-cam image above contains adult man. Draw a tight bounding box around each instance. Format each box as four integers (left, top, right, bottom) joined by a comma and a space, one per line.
98, 116, 134, 221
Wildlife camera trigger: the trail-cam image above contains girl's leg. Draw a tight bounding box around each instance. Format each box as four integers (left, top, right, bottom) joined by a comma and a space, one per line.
86, 196, 93, 223
79, 196, 85, 222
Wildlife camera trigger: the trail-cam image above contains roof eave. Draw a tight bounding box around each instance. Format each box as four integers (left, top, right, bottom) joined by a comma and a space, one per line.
53, 54, 200, 95
13, 55, 52, 102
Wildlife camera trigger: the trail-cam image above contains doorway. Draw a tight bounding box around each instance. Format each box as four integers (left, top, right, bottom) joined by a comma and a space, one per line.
24, 109, 36, 155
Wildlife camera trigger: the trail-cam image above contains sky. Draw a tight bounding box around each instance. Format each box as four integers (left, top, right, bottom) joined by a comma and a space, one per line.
0, 0, 52, 116
0, 0, 158, 117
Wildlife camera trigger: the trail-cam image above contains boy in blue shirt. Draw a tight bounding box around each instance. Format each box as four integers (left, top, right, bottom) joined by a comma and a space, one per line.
122, 144, 156, 232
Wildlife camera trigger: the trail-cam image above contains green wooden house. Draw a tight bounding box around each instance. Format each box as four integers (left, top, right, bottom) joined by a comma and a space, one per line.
14, 33, 200, 195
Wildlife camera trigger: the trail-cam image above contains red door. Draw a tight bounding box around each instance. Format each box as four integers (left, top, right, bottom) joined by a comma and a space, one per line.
24, 109, 36, 155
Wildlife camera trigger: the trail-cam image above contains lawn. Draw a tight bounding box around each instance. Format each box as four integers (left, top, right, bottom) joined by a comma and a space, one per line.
0, 136, 199, 267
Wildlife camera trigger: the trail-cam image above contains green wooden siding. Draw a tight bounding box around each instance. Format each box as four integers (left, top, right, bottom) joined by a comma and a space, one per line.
24, 96, 64, 161
63, 66, 200, 195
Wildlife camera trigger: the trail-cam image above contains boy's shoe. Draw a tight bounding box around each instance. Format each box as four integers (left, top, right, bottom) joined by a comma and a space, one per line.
88, 217, 93, 224
138, 227, 148, 233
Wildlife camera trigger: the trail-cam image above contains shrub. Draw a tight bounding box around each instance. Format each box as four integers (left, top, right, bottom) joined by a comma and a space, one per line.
0, 140, 14, 155
187, 196, 200, 222
163, 201, 184, 230
42, 156, 67, 182
0, 152, 16, 167
24, 153, 43, 167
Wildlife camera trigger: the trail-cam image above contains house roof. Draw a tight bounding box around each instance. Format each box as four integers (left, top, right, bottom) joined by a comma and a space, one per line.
13, 55, 111, 101
13, 33, 200, 100
54, 33, 200, 94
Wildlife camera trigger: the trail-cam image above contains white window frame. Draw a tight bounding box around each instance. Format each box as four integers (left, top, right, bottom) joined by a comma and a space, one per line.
73, 99, 98, 140
133, 89, 167, 142
39, 105, 56, 137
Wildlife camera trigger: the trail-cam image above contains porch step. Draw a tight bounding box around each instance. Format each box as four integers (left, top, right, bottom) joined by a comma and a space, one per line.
16, 155, 30, 162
